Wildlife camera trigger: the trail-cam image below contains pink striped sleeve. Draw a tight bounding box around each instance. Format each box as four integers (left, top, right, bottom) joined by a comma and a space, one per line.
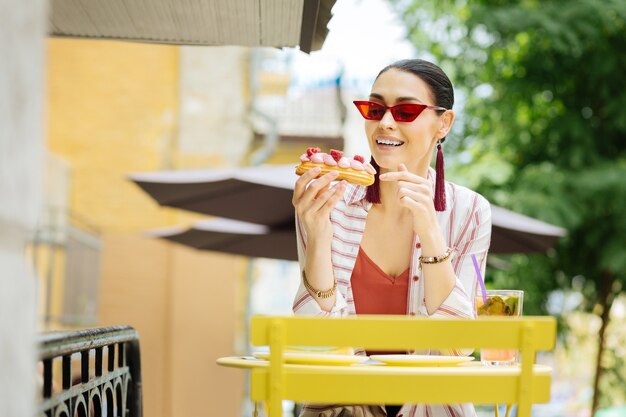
292, 212, 349, 316
428, 192, 492, 357
450, 194, 492, 308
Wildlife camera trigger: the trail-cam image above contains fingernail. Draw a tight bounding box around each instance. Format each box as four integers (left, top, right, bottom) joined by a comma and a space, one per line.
330, 170, 339, 176
379, 173, 386, 179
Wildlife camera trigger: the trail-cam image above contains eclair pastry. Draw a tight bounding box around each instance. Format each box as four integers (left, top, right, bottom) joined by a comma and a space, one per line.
295, 148, 376, 186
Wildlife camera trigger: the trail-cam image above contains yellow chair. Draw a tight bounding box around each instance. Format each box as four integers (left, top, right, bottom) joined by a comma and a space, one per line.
250, 315, 556, 417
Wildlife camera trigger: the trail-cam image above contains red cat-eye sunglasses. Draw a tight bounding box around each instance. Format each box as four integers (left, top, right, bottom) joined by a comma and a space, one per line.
353, 100, 447, 123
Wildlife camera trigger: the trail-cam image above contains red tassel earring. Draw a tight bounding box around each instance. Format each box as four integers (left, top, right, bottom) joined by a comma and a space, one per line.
434, 140, 446, 211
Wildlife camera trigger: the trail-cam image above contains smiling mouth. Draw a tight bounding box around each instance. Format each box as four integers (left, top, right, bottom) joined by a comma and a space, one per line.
376, 139, 405, 147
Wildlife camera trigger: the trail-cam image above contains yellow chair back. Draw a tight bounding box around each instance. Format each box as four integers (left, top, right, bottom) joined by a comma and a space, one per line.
250, 315, 556, 417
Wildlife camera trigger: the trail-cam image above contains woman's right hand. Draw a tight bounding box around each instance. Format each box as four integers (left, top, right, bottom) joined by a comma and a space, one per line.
292, 167, 347, 245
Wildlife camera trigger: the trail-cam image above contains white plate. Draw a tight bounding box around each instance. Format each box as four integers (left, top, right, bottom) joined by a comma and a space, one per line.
252, 351, 368, 366
369, 354, 475, 367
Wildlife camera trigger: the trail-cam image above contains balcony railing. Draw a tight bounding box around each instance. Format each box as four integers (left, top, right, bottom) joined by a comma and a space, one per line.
38, 325, 142, 417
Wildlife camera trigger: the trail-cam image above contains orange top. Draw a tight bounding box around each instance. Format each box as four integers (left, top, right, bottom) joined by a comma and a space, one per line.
351, 247, 409, 315
351, 247, 410, 355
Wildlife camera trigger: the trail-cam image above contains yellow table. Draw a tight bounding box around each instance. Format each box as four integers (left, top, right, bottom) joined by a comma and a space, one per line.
217, 356, 552, 416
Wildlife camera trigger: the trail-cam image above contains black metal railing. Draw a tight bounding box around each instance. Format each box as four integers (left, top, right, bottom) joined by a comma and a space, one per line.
38, 325, 142, 417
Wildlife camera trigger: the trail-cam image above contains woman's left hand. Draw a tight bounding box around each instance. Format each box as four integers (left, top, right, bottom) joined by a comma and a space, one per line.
379, 164, 440, 239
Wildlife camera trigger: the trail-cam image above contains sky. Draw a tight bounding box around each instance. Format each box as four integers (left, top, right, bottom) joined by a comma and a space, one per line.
282, 0, 420, 155
289, 0, 417, 92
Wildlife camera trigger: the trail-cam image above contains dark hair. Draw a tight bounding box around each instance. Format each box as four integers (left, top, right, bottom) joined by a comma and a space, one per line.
377, 59, 454, 111
366, 59, 454, 204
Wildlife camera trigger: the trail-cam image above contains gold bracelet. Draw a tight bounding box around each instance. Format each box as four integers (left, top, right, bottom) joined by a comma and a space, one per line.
302, 270, 336, 298
419, 248, 453, 270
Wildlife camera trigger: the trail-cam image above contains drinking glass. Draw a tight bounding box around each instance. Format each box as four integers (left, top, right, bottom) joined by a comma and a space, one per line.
475, 290, 524, 366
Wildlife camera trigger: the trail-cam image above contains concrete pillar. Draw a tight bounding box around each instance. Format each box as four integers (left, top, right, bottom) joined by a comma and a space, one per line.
0, 0, 46, 415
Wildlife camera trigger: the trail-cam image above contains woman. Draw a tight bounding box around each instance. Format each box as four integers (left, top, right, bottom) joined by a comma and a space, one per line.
292, 59, 491, 417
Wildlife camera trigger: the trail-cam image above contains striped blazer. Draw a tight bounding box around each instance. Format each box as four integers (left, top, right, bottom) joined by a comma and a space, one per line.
292, 168, 492, 417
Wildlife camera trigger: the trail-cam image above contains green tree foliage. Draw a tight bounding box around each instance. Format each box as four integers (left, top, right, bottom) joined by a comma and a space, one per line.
394, 0, 626, 411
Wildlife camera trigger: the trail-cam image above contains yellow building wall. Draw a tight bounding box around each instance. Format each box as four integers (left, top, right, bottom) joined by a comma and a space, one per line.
47, 39, 181, 231
99, 233, 245, 417
98, 234, 172, 415
168, 244, 247, 417
47, 38, 245, 417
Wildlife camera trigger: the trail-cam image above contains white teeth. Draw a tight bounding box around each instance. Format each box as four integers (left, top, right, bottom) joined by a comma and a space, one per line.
376, 139, 404, 146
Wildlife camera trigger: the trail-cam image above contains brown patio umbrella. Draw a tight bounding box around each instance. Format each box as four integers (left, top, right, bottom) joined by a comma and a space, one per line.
129, 165, 296, 227
129, 164, 566, 257
490, 205, 566, 254
146, 218, 297, 261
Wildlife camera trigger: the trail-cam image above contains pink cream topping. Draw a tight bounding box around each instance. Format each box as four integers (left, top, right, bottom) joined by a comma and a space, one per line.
349, 160, 365, 170
338, 157, 351, 168
302, 150, 375, 176
322, 154, 337, 165
310, 153, 325, 163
